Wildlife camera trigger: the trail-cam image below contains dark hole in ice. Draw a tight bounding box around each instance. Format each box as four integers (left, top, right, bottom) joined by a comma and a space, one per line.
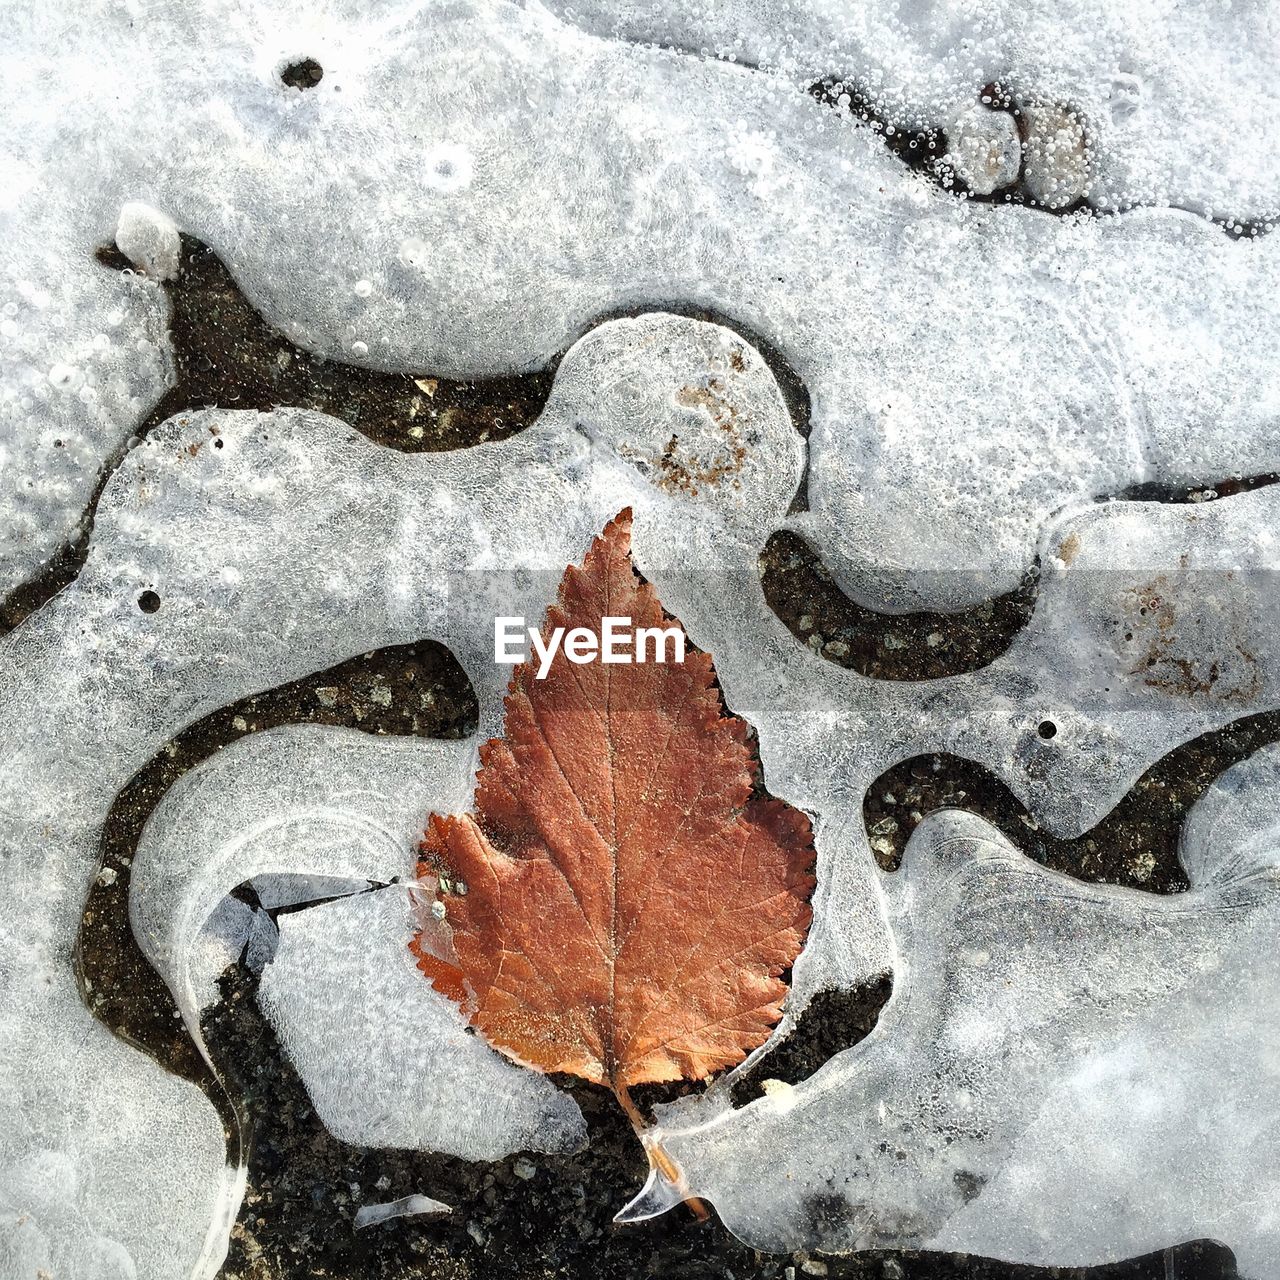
760, 529, 1037, 680
137, 589, 161, 614
1037, 719, 1057, 740
862, 713, 1280, 894
280, 57, 323, 90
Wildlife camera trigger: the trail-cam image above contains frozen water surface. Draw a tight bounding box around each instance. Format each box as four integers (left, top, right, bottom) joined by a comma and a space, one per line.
545, 0, 1280, 219
631, 772, 1280, 1277
129, 723, 586, 1158
2, 0, 1279, 1275
3, 0, 1280, 607
6, 311, 1280, 1273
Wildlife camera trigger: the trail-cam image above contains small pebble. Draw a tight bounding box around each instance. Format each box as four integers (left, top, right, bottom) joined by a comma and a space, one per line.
1021, 102, 1089, 209
943, 105, 1020, 195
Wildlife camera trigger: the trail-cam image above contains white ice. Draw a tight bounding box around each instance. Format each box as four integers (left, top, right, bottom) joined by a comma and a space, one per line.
3, 0, 1280, 609
354, 1194, 450, 1230
3, 309, 1280, 1271
633, 750, 1280, 1279
544, 0, 1280, 218
129, 723, 586, 1158
2, 0, 1280, 1274
261, 886, 585, 1159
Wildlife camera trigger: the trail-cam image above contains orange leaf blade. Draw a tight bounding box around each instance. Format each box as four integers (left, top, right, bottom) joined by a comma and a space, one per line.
412, 509, 815, 1090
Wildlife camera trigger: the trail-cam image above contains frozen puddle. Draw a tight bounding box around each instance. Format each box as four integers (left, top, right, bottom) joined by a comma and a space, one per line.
2, 0, 1280, 1276
633, 760, 1280, 1275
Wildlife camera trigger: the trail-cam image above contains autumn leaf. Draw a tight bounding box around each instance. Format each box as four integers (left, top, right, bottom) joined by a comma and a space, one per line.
410, 508, 815, 1131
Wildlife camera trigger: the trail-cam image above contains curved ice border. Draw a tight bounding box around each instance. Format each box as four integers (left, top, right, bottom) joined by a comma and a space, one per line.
5, 0, 1280, 610
5, 312, 1280, 1273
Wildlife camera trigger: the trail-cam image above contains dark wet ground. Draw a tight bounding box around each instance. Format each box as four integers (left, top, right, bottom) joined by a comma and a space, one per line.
57, 240, 1257, 1279
208, 962, 1235, 1280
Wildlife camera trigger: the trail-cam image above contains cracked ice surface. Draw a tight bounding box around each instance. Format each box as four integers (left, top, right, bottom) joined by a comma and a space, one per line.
5, 0, 1280, 608
129, 723, 586, 1158
2, 1, 1280, 1274
0, 316, 810, 1278
4, 310, 1280, 1272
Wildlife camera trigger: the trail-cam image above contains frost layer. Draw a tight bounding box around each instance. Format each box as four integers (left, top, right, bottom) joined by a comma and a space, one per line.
129, 724, 586, 1159
547, 0, 1280, 219
262, 889, 585, 1159
0, 316, 807, 1277
4, 311, 1280, 1273
4, 0, 1280, 608
639, 756, 1280, 1277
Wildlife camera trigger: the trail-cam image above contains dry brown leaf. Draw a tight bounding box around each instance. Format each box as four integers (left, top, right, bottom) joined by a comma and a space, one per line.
410, 508, 814, 1123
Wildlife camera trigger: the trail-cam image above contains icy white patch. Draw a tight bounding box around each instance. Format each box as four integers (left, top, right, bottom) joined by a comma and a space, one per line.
954, 487, 1280, 835
4, 283, 1280, 1273
259, 888, 586, 1158
1021, 102, 1091, 209
0, 241, 172, 595
188, 895, 260, 1009
1181, 742, 1280, 889
544, 0, 1280, 218
547, 316, 803, 544
3, 0, 1280, 609
633, 781, 1280, 1276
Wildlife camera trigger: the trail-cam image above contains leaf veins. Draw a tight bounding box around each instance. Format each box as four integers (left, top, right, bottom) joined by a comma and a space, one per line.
410, 508, 815, 1107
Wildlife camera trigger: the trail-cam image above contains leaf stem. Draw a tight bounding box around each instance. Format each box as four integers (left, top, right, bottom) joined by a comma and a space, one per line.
612, 1082, 709, 1223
